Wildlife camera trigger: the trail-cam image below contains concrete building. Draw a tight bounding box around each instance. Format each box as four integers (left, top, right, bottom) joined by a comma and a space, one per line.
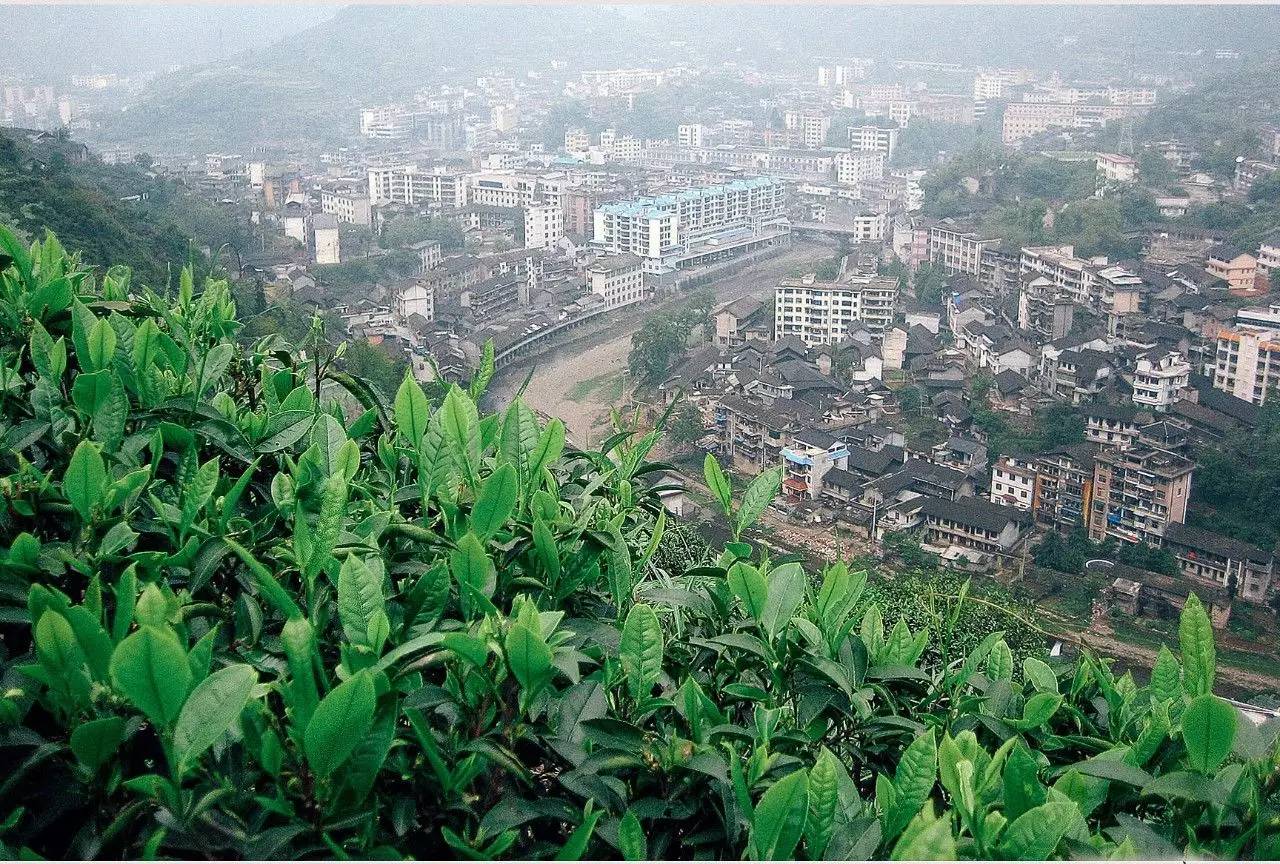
782, 429, 851, 501
927, 223, 1000, 277
397, 279, 434, 323
368, 165, 467, 208
847, 125, 899, 158
915, 497, 1027, 555
713, 296, 770, 349
1258, 230, 1280, 274
1164, 523, 1275, 604
783, 111, 832, 147
834, 150, 886, 186
1132, 351, 1191, 412
586, 254, 645, 309
312, 214, 341, 265
591, 177, 786, 273
523, 203, 563, 250
320, 189, 372, 226
1206, 244, 1259, 295
1001, 101, 1134, 145
774, 273, 899, 344
1212, 324, 1280, 405
564, 128, 590, 153
1095, 152, 1138, 194
1088, 445, 1193, 545
677, 123, 707, 147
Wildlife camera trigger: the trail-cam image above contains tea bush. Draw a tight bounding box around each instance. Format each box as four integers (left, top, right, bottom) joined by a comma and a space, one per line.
1, 226, 1278, 858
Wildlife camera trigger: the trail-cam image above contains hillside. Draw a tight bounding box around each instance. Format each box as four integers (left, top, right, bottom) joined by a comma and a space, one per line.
92, 5, 1280, 153
0, 129, 248, 285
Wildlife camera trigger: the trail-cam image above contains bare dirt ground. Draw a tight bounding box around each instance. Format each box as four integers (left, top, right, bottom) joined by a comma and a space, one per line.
491, 240, 835, 444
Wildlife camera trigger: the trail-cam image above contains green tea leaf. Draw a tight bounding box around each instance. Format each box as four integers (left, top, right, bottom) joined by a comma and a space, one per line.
702, 453, 733, 517
337, 556, 387, 651
727, 561, 768, 621
806, 747, 840, 858
173, 664, 257, 775
472, 463, 517, 539
305, 672, 376, 779
1181, 694, 1236, 774
64, 439, 107, 522
109, 626, 192, 729
749, 769, 808, 861
1179, 593, 1215, 697
997, 801, 1077, 859
394, 370, 430, 448
70, 716, 125, 770
505, 622, 554, 701
619, 603, 663, 700
618, 810, 646, 861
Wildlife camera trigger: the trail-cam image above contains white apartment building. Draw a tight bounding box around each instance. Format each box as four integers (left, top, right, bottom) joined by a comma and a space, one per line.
1213, 325, 1280, 405
320, 190, 372, 226
1096, 152, 1138, 195
312, 215, 341, 265
846, 125, 898, 159
1001, 101, 1133, 145
927, 224, 999, 277
467, 171, 543, 209
1132, 351, 1190, 412
523, 204, 563, 250
360, 106, 407, 138
1256, 231, 1280, 274
587, 254, 645, 308
564, 128, 590, 153
774, 273, 899, 345
834, 150, 886, 186
491, 103, 518, 132
579, 68, 666, 95
592, 177, 785, 272
677, 123, 707, 147
397, 280, 435, 323
784, 111, 832, 147
1020, 245, 1098, 306
367, 165, 467, 208
989, 455, 1037, 511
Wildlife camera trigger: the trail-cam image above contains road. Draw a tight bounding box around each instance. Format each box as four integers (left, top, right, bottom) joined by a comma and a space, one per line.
490, 240, 834, 445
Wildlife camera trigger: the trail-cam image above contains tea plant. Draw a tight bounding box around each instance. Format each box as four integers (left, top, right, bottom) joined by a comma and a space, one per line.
0, 225, 1278, 858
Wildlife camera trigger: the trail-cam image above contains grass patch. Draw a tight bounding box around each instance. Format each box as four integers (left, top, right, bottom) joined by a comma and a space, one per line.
566, 371, 622, 402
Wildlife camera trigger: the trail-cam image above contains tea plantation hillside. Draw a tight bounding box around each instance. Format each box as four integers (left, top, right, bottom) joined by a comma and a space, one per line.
0, 225, 1277, 858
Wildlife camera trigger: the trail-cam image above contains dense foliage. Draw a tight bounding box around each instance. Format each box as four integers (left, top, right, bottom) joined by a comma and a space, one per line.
1190, 400, 1280, 551
1, 227, 1279, 859
627, 288, 715, 387
0, 130, 248, 286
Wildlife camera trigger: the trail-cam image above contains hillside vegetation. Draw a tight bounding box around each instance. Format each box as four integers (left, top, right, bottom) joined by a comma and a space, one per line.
0, 226, 1278, 858
0, 130, 247, 285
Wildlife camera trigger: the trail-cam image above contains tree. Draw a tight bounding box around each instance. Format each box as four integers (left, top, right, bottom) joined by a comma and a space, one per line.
913, 264, 947, 307
380, 216, 464, 251
667, 400, 705, 450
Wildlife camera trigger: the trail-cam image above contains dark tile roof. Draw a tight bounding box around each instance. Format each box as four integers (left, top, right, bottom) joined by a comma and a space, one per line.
1165, 522, 1273, 565
916, 496, 1027, 534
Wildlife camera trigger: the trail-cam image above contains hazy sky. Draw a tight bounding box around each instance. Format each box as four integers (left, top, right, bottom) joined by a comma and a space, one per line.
0, 5, 337, 77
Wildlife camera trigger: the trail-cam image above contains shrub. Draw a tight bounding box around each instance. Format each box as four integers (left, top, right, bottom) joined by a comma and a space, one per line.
0, 226, 1278, 858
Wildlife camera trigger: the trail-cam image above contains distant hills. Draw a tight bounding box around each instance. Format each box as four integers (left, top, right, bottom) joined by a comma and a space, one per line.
85, 4, 1280, 153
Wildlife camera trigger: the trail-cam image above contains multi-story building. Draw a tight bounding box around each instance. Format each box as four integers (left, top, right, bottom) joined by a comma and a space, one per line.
718, 394, 816, 475
1212, 324, 1280, 405
1095, 152, 1138, 194
1088, 445, 1193, 545
367, 165, 467, 208
564, 128, 590, 153
782, 429, 851, 501
1163, 523, 1276, 604
523, 204, 563, 250
915, 497, 1027, 555
591, 177, 786, 273
927, 223, 1000, 277
1258, 229, 1280, 274
783, 111, 832, 147
1001, 101, 1134, 144
774, 273, 899, 345
1018, 275, 1075, 342
1020, 245, 1096, 306
320, 189, 372, 226
1132, 351, 1191, 412
1206, 244, 1259, 295
846, 125, 899, 159
989, 454, 1038, 511
713, 296, 770, 349
396, 279, 434, 324
311, 214, 341, 265
586, 254, 645, 309
677, 123, 707, 147
1096, 265, 1144, 337
834, 150, 886, 186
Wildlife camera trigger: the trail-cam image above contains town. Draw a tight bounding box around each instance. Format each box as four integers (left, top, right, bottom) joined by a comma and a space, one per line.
7, 7, 1280, 680
7, 4, 1280, 859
